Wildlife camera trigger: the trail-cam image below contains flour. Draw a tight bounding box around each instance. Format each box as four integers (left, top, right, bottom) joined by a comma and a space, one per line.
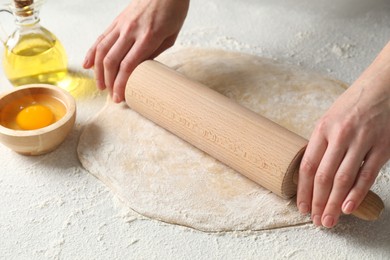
1, 0, 390, 258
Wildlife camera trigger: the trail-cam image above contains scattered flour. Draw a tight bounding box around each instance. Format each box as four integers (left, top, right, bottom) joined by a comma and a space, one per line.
0, 0, 389, 258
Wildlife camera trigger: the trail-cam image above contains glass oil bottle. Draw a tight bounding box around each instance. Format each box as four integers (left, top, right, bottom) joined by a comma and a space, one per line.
2, 0, 68, 86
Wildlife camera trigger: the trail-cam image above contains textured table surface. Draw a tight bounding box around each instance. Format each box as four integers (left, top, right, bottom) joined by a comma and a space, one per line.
0, 0, 389, 259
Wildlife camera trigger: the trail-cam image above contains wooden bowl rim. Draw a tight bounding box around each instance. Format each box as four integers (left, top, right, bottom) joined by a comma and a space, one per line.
0, 84, 76, 137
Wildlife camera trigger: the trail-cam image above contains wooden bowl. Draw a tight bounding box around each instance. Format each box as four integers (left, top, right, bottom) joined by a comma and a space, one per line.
0, 84, 76, 155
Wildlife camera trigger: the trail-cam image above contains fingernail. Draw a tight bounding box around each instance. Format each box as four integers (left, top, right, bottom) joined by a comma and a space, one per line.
113, 93, 120, 103
96, 80, 105, 90
343, 201, 355, 214
83, 57, 89, 68
299, 202, 310, 214
323, 215, 335, 228
312, 215, 322, 226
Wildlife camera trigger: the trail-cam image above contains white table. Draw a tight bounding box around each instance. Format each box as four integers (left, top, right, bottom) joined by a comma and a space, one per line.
1, 0, 389, 258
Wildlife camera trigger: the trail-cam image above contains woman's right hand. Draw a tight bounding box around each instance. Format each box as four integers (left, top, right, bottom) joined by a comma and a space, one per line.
83, 0, 190, 103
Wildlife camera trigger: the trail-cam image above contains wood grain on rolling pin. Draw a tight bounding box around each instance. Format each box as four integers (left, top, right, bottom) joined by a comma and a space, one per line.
125, 60, 384, 221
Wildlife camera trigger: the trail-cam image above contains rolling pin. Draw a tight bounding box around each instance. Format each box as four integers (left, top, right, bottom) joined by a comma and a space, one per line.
125, 60, 384, 221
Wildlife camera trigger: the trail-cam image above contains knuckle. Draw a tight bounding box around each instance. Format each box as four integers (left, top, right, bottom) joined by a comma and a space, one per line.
358, 169, 377, 184
354, 132, 368, 147
312, 200, 326, 211
334, 171, 353, 188
142, 28, 155, 43
333, 124, 352, 144
315, 171, 333, 186
97, 34, 106, 42
120, 59, 136, 74
123, 20, 139, 35
96, 41, 110, 54
316, 116, 358, 145
103, 55, 117, 69
300, 158, 316, 177
315, 118, 328, 134
333, 117, 359, 142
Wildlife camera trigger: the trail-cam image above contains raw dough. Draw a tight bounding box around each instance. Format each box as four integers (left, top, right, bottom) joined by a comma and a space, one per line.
77, 48, 346, 231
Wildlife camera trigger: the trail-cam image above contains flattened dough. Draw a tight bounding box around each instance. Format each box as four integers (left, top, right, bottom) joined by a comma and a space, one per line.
78, 49, 346, 231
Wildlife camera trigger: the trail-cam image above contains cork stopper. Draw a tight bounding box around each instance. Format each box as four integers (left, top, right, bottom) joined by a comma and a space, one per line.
13, 0, 34, 16
14, 0, 34, 8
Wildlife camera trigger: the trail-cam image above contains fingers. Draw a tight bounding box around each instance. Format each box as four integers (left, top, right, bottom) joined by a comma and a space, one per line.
83, 0, 190, 103
83, 44, 97, 69
299, 130, 383, 228
83, 22, 118, 69
319, 145, 367, 227
94, 31, 120, 91
310, 143, 346, 226
297, 135, 327, 215
342, 149, 383, 214
103, 35, 135, 91
86, 30, 171, 103
83, 34, 104, 69
112, 36, 164, 103
109, 32, 179, 103
296, 40, 390, 228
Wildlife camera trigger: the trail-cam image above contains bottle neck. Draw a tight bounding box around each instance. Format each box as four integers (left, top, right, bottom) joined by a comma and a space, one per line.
14, 11, 40, 26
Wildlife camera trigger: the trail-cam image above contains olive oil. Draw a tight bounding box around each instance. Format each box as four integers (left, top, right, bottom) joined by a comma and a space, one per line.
3, 31, 67, 86
2, 0, 68, 87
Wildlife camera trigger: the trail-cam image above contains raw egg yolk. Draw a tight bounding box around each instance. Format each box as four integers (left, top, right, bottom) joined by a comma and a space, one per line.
16, 105, 54, 130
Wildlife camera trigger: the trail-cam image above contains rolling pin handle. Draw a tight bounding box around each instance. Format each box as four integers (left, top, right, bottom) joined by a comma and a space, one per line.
292, 171, 384, 221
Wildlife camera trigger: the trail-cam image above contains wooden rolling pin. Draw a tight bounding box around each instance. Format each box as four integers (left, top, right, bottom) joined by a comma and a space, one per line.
125, 60, 384, 221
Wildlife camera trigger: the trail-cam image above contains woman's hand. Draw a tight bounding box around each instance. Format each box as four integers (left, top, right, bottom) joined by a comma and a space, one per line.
83, 0, 190, 103
297, 41, 390, 228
